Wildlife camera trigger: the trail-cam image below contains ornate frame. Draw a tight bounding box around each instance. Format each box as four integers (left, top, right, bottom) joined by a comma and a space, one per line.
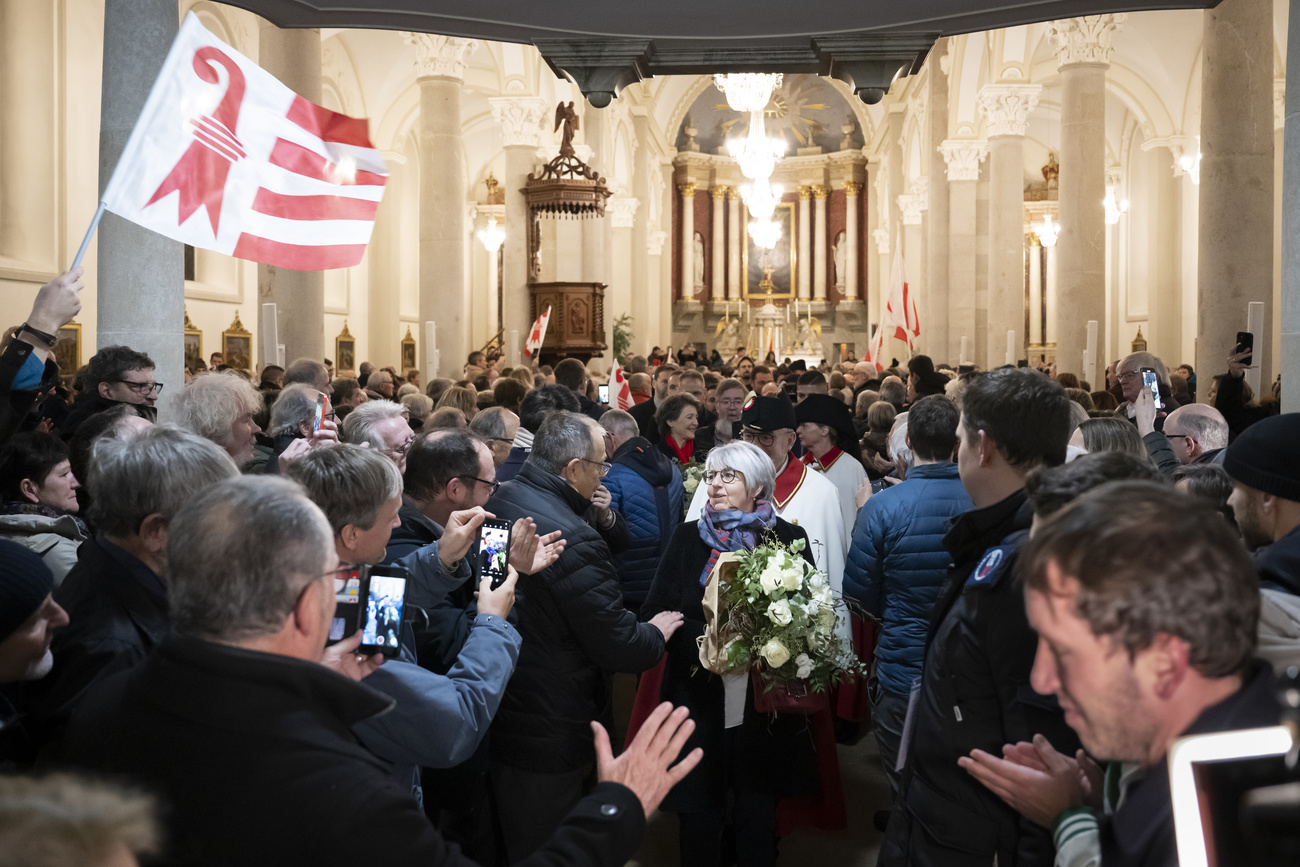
183, 309, 203, 373
222, 313, 253, 372
400, 327, 417, 373
54, 320, 81, 376
335, 321, 356, 375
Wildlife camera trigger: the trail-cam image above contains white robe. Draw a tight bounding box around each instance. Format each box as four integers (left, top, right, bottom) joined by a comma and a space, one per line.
805, 449, 868, 540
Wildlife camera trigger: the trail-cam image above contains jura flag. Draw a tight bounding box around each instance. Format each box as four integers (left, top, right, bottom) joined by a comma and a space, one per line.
610, 363, 632, 410
100, 13, 388, 271
525, 306, 552, 358
883, 240, 920, 348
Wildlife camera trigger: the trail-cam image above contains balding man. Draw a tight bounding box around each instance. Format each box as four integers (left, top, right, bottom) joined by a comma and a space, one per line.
284, 358, 333, 398
1135, 390, 1229, 476
627, 372, 652, 405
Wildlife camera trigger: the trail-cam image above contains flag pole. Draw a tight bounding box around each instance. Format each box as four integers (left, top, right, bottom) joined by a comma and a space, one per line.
72, 202, 107, 269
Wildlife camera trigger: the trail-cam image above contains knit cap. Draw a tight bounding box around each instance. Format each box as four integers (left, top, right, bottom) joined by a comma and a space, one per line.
0, 539, 55, 642
1223, 414, 1300, 502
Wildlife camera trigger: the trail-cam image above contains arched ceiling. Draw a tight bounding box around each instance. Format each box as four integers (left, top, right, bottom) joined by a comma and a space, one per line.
674, 74, 864, 154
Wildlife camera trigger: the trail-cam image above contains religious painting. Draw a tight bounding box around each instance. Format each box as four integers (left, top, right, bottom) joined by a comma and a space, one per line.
400, 327, 416, 373
743, 201, 796, 299
183, 310, 203, 373
335, 321, 356, 375
54, 321, 80, 376
222, 313, 252, 372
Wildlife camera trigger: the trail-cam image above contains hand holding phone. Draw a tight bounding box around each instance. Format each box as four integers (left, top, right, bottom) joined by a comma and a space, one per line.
478, 518, 513, 590
360, 564, 408, 657
1234, 331, 1254, 365
598, 384, 610, 404
1140, 367, 1163, 412
313, 392, 329, 435
476, 564, 518, 618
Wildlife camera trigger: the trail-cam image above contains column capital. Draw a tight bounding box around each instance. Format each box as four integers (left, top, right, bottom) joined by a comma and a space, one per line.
872, 228, 891, 253
727, 186, 743, 201
897, 193, 925, 225
798, 186, 812, 201
910, 176, 930, 202
1045, 15, 1124, 69
488, 97, 548, 148
647, 230, 667, 256
977, 85, 1042, 138
939, 139, 989, 181
678, 182, 697, 198
711, 185, 729, 200
608, 197, 640, 228
407, 33, 479, 81
844, 180, 863, 196
812, 184, 828, 200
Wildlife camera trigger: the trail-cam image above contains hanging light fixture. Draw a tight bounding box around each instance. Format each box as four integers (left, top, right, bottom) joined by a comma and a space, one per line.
728, 108, 786, 182
476, 217, 506, 252
1034, 214, 1059, 247
1102, 187, 1129, 225
748, 218, 782, 250
713, 73, 783, 113
739, 178, 783, 221
1177, 137, 1202, 185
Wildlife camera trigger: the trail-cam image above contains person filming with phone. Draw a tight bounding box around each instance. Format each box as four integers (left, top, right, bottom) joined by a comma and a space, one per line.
1215, 332, 1280, 441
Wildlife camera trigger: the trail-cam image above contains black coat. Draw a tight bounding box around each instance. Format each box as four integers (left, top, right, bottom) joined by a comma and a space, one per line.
629, 398, 660, 442
486, 461, 665, 773
641, 519, 819, 812
880, 489, 1079, 867
0, 337, 58, 446
62, 635, 646, 867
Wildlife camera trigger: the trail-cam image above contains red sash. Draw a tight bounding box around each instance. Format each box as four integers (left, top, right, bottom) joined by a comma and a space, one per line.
801, 446, 844, 474
772, 457, 807, 511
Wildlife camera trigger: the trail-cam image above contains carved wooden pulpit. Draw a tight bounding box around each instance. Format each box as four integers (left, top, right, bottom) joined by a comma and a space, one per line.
530, 282, 606, 366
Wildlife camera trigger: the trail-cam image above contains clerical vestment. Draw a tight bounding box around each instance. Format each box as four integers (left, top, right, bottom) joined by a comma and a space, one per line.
802, 447, 867, 539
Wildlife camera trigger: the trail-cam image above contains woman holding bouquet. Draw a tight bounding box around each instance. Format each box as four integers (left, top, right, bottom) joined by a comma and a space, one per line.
642, 441, 818, 867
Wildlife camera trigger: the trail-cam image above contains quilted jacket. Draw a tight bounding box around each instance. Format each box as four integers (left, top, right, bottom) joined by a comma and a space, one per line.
603, 437, 683, 617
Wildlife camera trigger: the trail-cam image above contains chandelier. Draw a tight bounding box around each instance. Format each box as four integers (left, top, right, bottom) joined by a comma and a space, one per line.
477, 217, 505, 252
748, 218, 781, 250
739, 178, 782, 221
713, 73, 783, 113
1102, 187, 1128, 225
1034, 214, 1059, 247
728, 109, 786, 182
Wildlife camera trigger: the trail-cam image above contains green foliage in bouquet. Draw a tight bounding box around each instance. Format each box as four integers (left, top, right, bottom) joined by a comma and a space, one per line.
677, 460, 706, 518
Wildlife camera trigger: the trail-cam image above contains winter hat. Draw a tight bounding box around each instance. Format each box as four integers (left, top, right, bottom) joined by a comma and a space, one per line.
0, 539, 54, 641
1223, 414, 1300, 502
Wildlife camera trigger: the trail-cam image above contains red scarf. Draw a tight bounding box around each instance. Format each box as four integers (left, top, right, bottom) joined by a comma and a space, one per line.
666, 434, 695, 464
802, 446, 844, 473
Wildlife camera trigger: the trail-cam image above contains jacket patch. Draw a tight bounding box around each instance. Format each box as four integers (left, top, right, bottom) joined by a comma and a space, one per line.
965, 545, 1014, 588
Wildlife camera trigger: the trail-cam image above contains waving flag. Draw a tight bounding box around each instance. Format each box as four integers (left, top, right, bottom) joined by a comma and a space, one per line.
525, 306, 552, 359
883, 240, 920, 348
100, 13, 387, 271
610, 363, 633, 410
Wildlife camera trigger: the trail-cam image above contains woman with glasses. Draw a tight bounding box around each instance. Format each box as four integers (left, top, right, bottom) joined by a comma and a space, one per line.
655, 393, 702, 466
641, 441, 819, 867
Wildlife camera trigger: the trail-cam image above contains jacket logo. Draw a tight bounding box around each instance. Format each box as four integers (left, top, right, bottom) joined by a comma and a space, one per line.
969, 548, 1004, 586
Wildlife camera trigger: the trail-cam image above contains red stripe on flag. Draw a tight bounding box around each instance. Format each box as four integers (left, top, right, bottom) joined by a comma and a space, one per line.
286, 96, 374, 148
251, 188, 380, 222
268, 139, 387, 187
232, 233, 366, 271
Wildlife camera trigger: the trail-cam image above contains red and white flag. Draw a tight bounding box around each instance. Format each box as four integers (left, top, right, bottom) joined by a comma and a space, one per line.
610, 363, 633, 411
883, 240, 920, 348
525, 306, 552, 359
100, 13, 388, 271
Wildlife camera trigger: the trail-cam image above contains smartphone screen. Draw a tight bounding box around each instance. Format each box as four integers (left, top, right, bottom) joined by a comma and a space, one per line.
1235, 331, 1254, 363
598, 384, 610, 404
360, 565, 407, 657
478, 518, 512, 590
313, 392, 327, 435
327, 566, 364, 645
1141, 367, 1164, 411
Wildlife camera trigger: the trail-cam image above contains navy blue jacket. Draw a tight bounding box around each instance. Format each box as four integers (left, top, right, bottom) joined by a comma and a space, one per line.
843, 462, 972, 697
603, 437, 684, 617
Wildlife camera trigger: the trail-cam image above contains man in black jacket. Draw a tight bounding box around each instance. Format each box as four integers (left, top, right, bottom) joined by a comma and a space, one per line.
554, 358, 606, 422
880, 368, 1079, 867
57, 345, 162, 440
629, 363, 677, 442
62, 475, 702, 867
1, 268, 83, 447
486, 410, 683, 861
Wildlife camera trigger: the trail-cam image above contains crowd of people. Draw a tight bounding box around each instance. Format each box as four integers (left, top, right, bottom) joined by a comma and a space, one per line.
0, 266, 1296, 867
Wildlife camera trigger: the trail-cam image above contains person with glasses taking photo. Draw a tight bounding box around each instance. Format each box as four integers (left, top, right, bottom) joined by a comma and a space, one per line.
58, 345, 162, 440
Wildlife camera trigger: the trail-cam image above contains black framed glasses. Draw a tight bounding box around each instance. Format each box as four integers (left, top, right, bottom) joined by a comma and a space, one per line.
110, 379, 164, 396
704, 469, 745, 485
460, 475, 501, 494
580, 458, 611, 477
741, 430, 776, 448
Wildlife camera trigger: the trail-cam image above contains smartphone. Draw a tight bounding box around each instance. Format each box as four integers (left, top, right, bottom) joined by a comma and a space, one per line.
598, 384, 610, 404
360, 564, 408, 657
1235, 331, 1254, 365
1141, 367, 1164, 411
312, 392, 328, 435
478, 518, 513, 590
327, 565, 365, 647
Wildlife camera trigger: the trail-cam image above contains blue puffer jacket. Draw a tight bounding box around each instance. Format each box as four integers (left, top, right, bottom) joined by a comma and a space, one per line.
604, 437, 684, 617
843, 462, 973, 697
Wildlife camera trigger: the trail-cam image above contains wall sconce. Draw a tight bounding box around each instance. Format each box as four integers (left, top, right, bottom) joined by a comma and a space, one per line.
1103, 186, 1129, 225
1034, 214, 1059, 247
477, 217, 505, 253
1177, 136, 1202, 185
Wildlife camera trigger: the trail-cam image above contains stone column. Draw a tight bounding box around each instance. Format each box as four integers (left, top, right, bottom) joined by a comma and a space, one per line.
797, 187, 812, 298
98, 0, 183, 413
1281, 0, 1300, 410
1197, 0, 1275, 388
844, 181, 861, 299
940, 140, 988, 366
897, 190, 925, 353
711, 186, 727, 300
679, 182, 696, 299
927, 40, 952, 360
978, 84, 1040, 368
410, 34, 477, 379
812, 184, 829, 300
727, 188, 742, 299
1048, 16, 1121, 379
489, 97, 547, 359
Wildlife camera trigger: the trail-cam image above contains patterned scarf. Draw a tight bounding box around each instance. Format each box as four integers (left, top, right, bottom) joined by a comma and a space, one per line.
0, 500, 88, 536
697, 499, 776, 585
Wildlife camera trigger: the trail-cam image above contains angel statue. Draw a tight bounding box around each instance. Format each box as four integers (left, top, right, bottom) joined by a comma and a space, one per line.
714, 316, 742, 349
796, 317, 825, 356
555, 102, 579, 157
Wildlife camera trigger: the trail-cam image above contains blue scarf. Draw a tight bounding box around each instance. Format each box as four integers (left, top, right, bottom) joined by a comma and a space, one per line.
697, 500, 776, 585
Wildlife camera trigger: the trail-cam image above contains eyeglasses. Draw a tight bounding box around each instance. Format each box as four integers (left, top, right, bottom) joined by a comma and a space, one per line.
1116, 370, 1142, 382
704, 469, 745, 485
580, 458, 611, 477
460, 475, 501, 494
384, 435, 415, 459
741, 430, 776, 448
487, 437, 515, 446
1163, 431, 1194, 442
110, 379, 164, 396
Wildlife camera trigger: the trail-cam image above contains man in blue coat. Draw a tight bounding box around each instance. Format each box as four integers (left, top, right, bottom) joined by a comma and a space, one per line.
600, 410, 684, 617
844, 395, 971, 798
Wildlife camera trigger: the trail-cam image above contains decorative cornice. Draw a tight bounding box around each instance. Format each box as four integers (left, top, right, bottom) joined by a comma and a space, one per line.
872, 227, 890, 252
608, 197, 640, 228
1276, 79, 1286, 132
844, 180, 863, 196
647, 230, 668, 256
812, 184, 828, 200
407, 33, 479, 81
1045, 15, 1124, 69
938, 139, 989, 181
977, 84, 1041, 138
897, 193, 925, 225
488, 97, 547, 148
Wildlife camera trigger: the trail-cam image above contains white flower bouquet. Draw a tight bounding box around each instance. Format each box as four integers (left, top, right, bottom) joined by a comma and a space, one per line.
678, 461, 706, 516
700, 537, 866, 713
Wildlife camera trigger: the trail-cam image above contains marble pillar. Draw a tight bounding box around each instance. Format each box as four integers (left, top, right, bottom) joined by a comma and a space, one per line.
727, 188, 742, 300
927, 40, 952, 360
844, 181, 861, 300
711, 186, 727, 300
679, 182, 696, 299
1281, 0, 1300, 410
1048, 16, 1121, 379
812, 185, 829, 300
98, 0, 183, 412
631, 114, 654, 354
489, 97, 547, 357
582, 106, 610, 294
979, 84, 1040, 368
411, 34, 477, 379
940, 139, 988, 368
1197, 0, 1275, 388
797, 187, 812, 298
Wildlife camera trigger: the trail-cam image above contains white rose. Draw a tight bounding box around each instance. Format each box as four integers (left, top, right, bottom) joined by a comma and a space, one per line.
758, 563, 783, 595
780, 565, 803, 592
766, 599, 793, 626
760, 638, 791, 668
814, 587, 833, 606
794, 653, 814, 679
818, 608, 836, 631
809, 572, 828, 590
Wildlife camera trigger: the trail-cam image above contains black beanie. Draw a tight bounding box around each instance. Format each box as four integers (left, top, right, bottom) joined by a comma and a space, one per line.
1223, 414, 1300, 502
0, 540, 54, 642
